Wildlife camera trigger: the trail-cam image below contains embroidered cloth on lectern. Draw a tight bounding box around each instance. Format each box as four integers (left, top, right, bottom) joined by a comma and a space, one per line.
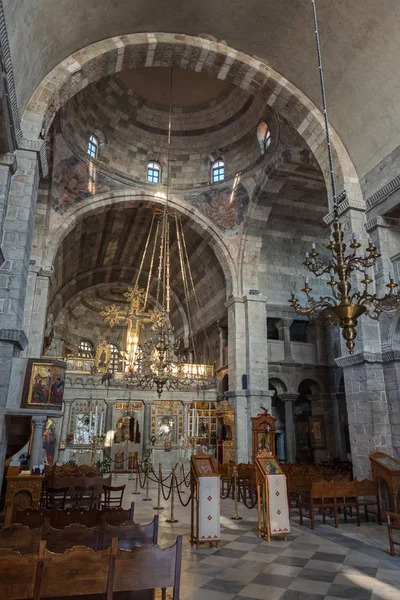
267, 474, 290, 534
198, 477, 220, 540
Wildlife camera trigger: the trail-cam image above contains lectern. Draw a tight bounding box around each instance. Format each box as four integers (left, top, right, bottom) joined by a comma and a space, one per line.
190, 452, 220, 548
255, 450, 290, 542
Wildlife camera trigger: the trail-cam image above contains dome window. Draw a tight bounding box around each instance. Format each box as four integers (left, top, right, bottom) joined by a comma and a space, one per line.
87, 134, 99, 159
147, 161, 161, 184
211, 159, 225, 183
109, 343, 121, 372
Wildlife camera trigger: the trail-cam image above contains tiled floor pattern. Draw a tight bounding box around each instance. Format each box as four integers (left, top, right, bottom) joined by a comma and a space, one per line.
115, 474, 400, 600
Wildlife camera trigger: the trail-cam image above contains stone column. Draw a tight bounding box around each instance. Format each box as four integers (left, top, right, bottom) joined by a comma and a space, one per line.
22, 267, 53, 358
29, 416, 47, 468
330, 392, 345, 460
0, 149, 39, 484
59, 399, 74, 449
182, 402, 190, 438
104, 400, 114, 433
142, 401, 152, 458
280, 394, 297, 463
276, 319, 293, 362
226, 295, 273, 462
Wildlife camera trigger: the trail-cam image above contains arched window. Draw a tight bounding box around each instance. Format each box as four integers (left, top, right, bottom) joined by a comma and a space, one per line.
87, 134, 98, 159
147, 161, 161, 184
78, 340, 94, 358
211, 159, 225, 183
109, 343, 120, 372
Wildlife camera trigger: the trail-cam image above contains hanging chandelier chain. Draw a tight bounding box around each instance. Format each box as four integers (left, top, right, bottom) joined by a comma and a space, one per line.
144, 217, 160, 310
311, 0, 337, 216
178, 214, 213, 364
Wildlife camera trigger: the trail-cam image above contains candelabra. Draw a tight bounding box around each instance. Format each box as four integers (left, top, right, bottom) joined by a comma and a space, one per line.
289, 219, 400, 353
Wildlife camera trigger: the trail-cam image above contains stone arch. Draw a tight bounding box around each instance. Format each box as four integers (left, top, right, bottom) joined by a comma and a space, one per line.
22, 33, 362, 208
45, 189, 237, 299
268, 377, 288, 396
296, 377, 322, 396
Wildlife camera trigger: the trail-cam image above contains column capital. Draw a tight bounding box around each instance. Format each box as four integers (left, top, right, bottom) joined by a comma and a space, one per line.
0, 152, 17, 173
276, 318, 293, 330
280, 393, 298, 402
32, 415, 47, 427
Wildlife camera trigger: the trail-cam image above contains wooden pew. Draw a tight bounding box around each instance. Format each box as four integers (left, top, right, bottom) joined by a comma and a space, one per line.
0, 546, 42, 600
356, 479, 382, 524
14, 501, 135, 528
386, 512, 400, 556
101, 515, 159, 550
42, 521, 102, 553
0, 536, 182, 600
38, 542, 112, 599
108, 536, 183, 600
299, 480, 360, 529
0, 524, 42, 555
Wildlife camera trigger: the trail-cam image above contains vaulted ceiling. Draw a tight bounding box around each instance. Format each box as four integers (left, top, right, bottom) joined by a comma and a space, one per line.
4, 0, 400, 177
49, 204, 227, 335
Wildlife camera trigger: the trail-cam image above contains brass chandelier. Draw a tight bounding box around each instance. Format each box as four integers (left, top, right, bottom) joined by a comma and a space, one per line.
100, 70, 215, 396
289, 0, 400, 354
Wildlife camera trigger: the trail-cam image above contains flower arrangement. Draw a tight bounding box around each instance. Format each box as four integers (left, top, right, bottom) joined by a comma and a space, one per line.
66, 434, 74, 444
150, 436, 157, 445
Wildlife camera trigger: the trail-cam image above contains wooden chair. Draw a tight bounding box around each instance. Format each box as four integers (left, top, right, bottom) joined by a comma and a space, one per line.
42, 520, 101, 553
356, 479, 382, 524
0, 546, 42, 600
43, 487, 68, 510
101, 515, 159, 550
37, 541, 112, 599
386, 512, 400, 556
74, 484, 97, 509
0, 524, 42, 555
102, 484, 126, 508
109, 536, 183, 600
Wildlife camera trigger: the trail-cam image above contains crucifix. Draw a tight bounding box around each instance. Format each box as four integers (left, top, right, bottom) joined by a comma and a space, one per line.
101, 286, 156, 370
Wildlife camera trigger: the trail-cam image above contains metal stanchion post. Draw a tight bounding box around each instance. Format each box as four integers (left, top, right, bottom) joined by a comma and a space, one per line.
166, 467, 179, 523
178, 458, 185, 494
231, 465, 243, 520
132, 457, 140, 495
153, 463, 164, 510
143, 458, 152, 501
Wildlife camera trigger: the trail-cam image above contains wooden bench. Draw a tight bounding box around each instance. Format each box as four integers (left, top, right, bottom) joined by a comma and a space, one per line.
0, 524, 42, 555
14, 501, 135, 528
101, 515, 159, 550
0, 536, 182, 600
299, 480, 360, 529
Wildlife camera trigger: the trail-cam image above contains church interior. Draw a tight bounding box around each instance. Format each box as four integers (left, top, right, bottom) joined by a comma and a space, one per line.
1, 1, 400, 599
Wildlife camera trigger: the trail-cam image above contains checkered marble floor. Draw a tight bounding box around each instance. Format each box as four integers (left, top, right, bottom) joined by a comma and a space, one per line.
115, 474, 400, 600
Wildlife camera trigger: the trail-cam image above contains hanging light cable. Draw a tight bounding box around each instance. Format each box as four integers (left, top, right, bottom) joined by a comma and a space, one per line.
289, 0, 400, 354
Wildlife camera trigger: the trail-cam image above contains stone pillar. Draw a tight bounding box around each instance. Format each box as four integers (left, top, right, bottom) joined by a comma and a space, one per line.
327, 204, 392, 478
0, 150, 39, 484
226, 295, 272, 462
276, 319, 293, 362
280, 394, 297, 463
22, 267, 53, 358
30, 416, 47, 468
59, 399, 74, 449
218, 325, 228, 367
142, 401, 152, 458
330, 392, 345, 460
182, 402, 190, 438
105, 400, 114, 433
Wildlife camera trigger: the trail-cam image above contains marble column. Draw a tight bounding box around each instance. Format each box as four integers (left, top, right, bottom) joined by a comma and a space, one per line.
59, 400, 73, 449
142, 401, 152, 459
280, 394, 297, 463
182, 402, 190, 438
30, 416, 47, 468
276, 319, 293, 362
105, 401, 114, 433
